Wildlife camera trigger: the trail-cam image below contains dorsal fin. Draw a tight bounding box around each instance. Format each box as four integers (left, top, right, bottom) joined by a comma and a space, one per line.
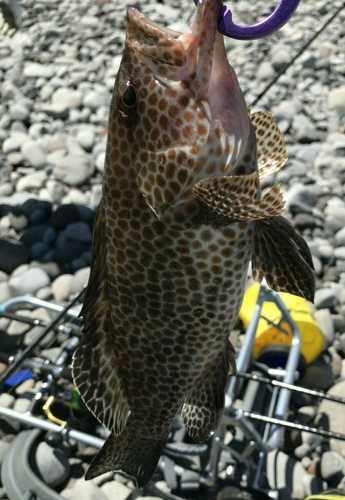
250, 111, 287, 180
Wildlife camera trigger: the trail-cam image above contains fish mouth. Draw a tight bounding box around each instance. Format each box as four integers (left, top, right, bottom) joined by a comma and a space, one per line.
126, 0, 222, 90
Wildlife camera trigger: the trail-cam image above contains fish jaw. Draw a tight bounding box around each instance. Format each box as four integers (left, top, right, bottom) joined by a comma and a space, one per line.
111, 0, 251, 220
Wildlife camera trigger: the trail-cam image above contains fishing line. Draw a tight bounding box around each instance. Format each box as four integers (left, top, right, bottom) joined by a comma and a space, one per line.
250, 0, 345, 107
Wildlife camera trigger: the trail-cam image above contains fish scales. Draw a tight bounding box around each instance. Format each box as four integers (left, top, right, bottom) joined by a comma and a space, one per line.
72, 0, 315, 488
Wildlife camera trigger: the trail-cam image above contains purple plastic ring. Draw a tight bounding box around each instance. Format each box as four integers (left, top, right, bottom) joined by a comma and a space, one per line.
193, 0, 301, 40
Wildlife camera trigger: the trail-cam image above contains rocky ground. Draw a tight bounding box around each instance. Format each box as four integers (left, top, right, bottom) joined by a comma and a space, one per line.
0, 0, 345, 499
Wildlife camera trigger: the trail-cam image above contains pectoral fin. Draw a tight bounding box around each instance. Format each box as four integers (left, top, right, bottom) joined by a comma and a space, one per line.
252, 215, 315, 302
193, 172, 285, 222
251, 111, 287, 179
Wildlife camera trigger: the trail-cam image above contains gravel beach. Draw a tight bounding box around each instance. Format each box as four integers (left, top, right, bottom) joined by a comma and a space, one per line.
0, 0, 345, 499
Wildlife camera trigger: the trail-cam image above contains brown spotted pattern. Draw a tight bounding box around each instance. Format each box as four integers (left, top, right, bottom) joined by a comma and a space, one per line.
72, 0, 314, 488
251, 111, 287, 179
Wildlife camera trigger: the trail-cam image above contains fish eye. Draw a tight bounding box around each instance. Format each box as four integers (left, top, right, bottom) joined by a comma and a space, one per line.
117, 81, 138, 115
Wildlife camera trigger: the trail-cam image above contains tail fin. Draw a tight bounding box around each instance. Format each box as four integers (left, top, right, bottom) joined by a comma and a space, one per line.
85, 425, 167, 488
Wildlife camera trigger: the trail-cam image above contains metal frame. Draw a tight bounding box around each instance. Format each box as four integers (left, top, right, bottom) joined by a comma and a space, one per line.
1, 285, 345, 498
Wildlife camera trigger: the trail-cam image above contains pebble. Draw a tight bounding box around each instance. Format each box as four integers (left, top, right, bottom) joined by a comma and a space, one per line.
266, 450, 309, 497
9, 267, 50, 295
51, 274, 74, 301
320, 451, 345, 485
63, 478, 109, 500
21, 141, 47, 169
53, 154, 95, 186
13, 390, 36, 413
52, 88, 83, 110
35, 441, 71, 488
0, 281, 12, 303
328, 86, 345, 117
100, 480, 132, 500
335, 227, 345, 247
0, 394, 15, 409
318, 381, 345, 454
0, 238, 30, 274
2, 133, 30, 154
298, 358, 335, 392
314, 288, 339, 309
23, 62, 55, 79
65, 222, 92, 243
314, 309, 335, 346
16, 171, 47, 192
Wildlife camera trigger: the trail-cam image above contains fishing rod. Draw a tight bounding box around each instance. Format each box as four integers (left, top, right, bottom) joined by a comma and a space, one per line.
237, 371, 345, 405
0, 287, 85, 388
0, 310, 82, 337
251, 0, 345, 106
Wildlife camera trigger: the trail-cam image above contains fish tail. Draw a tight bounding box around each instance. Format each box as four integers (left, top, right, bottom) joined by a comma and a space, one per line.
85, 420, 167, 488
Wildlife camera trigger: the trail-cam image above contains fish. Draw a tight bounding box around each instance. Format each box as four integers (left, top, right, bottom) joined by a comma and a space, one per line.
72, 0, 315, 488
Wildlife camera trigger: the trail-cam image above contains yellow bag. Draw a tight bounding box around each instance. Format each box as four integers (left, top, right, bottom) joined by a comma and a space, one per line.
239, 282, 324, 365
305, 491, 345, 500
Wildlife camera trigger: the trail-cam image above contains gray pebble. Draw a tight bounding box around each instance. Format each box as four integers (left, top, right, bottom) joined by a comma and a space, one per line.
83, 91, 107, 110
294, 443, 312, 460
21, 140, 47, 169
0, 282, 12, 303
53, 154, 95, 186
35, 441, 71, 488
51, 87, 83, 109
314, 288, 339, 309
320, 451, 345, 484
266, 449, 309, 497
16, 171, 47, 192
334, 247, 345, 260
51, 274, 74, 301
65, 222, 92, 243
318, 381, 345, 454
15, 378, 35, 395
296, 406, 317, 425
9, 103, 30, 122
7, 152, 24, 166
0, 394, 15, 409
35, 286, 53, 301
23, 63, 55, 79
13, 390, 36, 413
95, 151, 105, 173
76, 129, 95, 152
0, 182, 13, 197
70, 267, 90, 295
298, 358, 334, 392
45, 180, 67, 204
2, 133, 29, 153
335, 227, 345, 247
100, 480, 132, 500
39, 102, 69, 120
91, 184, 102, 208
9, 267, 50, 295
65, 478, 109, 500
328, 86, 345, 117
7, 309, 32, 336
314, 309, 335, 346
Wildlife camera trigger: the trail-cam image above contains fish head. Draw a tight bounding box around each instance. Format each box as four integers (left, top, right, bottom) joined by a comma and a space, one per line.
108, 0, 252, 219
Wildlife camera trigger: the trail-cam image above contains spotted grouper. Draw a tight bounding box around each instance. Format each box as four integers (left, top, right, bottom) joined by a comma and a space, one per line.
72, 0, 315, 487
